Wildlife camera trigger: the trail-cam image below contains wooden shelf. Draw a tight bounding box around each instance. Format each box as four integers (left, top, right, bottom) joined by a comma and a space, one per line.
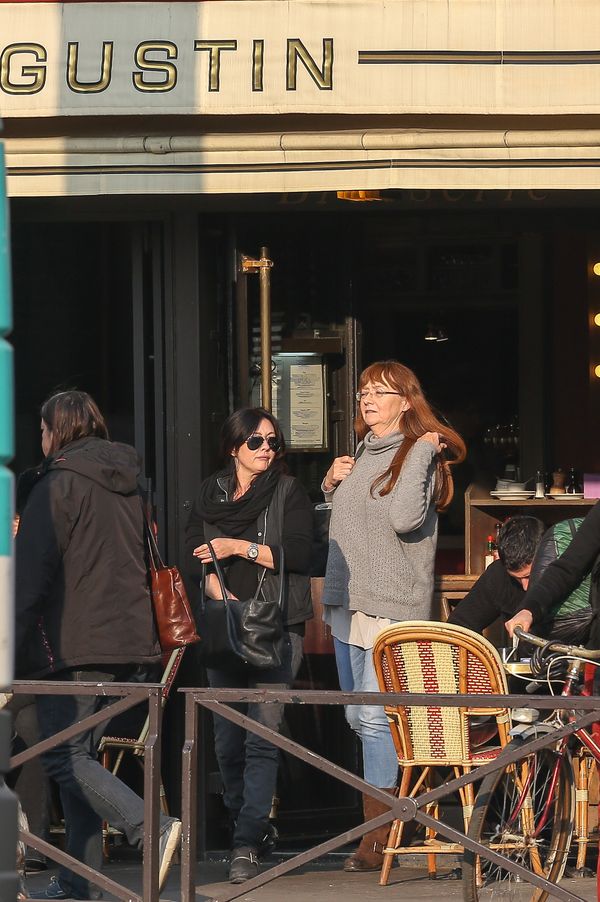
465, 484, 597, 574
468, 498, 594, 507
434, 574, 478, 592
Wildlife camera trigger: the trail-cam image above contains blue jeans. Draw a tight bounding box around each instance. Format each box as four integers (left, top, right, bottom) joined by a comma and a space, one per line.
334, 638, 398, 789
207, 632, 300, 849
36, 665, 171, 900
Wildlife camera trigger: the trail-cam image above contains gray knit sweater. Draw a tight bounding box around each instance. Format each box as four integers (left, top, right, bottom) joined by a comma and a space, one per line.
322, 431, 438, 621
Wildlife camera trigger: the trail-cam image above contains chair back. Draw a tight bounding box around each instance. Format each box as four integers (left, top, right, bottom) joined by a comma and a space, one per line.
99, 646, 186, 750
373, 621, 510, 767
136, 646, 186, 743
160, 646, 186, 702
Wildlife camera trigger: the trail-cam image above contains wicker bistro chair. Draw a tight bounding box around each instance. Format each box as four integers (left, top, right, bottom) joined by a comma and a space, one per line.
372, 621, 512, 885
98, 646, 186, 854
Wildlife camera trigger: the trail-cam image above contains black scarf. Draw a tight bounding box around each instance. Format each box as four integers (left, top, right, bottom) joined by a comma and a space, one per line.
196, 465, 281, 537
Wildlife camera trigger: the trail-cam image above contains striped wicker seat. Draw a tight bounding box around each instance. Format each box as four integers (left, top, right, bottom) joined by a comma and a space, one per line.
372, 621, 511, 885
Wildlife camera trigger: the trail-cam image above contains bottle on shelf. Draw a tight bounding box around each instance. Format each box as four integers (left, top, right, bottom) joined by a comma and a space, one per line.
535, 470, 545, 499
549, 468, 566, 495
484, 535, 496, 569
494, 522, 502, 559
565, 468, 582, 495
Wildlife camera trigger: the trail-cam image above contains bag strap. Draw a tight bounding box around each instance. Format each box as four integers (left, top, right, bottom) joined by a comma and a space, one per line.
143, 511, 164, 572
204, 540, 286, 608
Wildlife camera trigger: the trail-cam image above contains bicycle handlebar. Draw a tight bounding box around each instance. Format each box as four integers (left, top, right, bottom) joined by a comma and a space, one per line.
514, 627, 600, 660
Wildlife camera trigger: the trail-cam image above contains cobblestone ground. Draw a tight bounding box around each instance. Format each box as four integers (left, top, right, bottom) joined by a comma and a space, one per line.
23, 854, 598, 902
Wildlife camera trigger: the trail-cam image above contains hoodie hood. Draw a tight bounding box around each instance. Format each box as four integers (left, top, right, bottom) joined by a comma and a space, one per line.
48, 436, 141, 495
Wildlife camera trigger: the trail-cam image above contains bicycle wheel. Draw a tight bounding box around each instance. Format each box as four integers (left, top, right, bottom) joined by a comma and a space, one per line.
463, 738, 574, 902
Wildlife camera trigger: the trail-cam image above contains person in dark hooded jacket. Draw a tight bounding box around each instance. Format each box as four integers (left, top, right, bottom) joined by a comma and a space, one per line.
15, 390, 181, 901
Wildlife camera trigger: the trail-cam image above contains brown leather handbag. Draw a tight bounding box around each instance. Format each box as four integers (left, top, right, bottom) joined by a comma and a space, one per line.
144, 518, 200, 651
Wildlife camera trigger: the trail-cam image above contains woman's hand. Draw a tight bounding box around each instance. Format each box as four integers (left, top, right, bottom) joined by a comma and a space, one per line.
323, 456, 355, 492
505, 609, 533, 639
417, 432, 447, 454
193, 537, 243, 563
194, 538, 275, 571
205, 572, 238, 600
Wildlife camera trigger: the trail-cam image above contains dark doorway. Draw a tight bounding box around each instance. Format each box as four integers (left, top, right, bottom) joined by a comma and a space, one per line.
12, 221, 136, 474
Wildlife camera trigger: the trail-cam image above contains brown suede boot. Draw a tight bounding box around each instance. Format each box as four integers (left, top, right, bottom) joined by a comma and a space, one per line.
343, 789, 396, 873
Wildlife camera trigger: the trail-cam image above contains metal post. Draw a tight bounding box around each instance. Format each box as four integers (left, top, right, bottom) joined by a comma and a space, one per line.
0, 713, 17, 902
180, 693, 198, 902
240, 249, 273, 411
142, 689, 162, 902
0, 129, 18, 901
0, 140, 14, 689
259, 246, 272, 411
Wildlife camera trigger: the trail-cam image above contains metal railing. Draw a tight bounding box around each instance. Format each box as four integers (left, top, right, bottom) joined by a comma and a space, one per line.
10, 682, 599, 902
11, 679, 165, 902
180, 687, 600, 902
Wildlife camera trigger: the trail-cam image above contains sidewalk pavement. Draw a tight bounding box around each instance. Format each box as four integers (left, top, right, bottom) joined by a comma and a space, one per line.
24, 852, 599, 902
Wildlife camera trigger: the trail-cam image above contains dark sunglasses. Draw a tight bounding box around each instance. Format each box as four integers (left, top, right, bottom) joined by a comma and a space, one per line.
245, 434, 281, 452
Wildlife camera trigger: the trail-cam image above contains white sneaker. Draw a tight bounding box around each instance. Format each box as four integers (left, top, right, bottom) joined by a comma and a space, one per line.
158, 819, 182, 890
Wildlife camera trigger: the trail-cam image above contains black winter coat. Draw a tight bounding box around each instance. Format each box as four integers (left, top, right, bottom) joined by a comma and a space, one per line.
15, 436, 161, 678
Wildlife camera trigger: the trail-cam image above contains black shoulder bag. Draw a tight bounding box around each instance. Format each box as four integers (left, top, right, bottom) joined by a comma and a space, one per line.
198, 541, 285, 670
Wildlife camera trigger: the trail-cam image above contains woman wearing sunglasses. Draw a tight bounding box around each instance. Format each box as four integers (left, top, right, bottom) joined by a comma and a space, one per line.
185, 407, 313, 884
321, 360, 466, 873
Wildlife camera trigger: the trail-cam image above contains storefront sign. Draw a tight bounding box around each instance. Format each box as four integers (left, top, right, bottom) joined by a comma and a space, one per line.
1, 0, 600, 117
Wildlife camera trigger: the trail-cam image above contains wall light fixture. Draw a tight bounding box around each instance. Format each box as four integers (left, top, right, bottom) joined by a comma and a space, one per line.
336, 190, 382, 202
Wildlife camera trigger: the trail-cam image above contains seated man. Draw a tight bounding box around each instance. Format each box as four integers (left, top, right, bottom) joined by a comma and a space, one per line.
506, 503, 599, 643
449, 516, 545, 633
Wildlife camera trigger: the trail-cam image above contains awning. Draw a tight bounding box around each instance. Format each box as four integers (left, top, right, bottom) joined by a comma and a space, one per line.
3, 0, 600, 118
5, 0, 600, 196
6, 128, 600, 197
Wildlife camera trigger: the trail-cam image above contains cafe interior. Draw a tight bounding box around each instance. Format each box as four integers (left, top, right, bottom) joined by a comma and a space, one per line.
9, 185, 600, 848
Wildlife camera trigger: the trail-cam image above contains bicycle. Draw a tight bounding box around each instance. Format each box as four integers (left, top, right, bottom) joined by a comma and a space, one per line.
462, 627, 600, 902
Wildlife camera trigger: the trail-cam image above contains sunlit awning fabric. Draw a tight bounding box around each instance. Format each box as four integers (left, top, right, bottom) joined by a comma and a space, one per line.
3, 0, 600, 196
6, 129, 600, 196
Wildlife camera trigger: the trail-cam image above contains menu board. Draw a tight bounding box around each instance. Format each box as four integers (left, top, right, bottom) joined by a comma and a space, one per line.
288, 363, 326, 448
253, 353, 329, 451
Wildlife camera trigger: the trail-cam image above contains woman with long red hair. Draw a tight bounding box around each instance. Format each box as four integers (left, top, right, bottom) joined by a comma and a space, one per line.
321, 360, 466, 873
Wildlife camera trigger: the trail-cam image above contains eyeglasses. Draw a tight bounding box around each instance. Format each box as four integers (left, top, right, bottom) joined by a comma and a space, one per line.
355, 389, 401, 402
245, 434, 281, 452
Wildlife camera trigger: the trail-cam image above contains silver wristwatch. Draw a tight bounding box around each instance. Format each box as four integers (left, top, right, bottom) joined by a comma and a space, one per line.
246, 542, 259, 561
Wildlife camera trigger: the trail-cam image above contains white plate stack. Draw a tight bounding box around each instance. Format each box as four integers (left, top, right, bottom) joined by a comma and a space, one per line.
490, 490, 535, 500
546, 493, 585, 500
